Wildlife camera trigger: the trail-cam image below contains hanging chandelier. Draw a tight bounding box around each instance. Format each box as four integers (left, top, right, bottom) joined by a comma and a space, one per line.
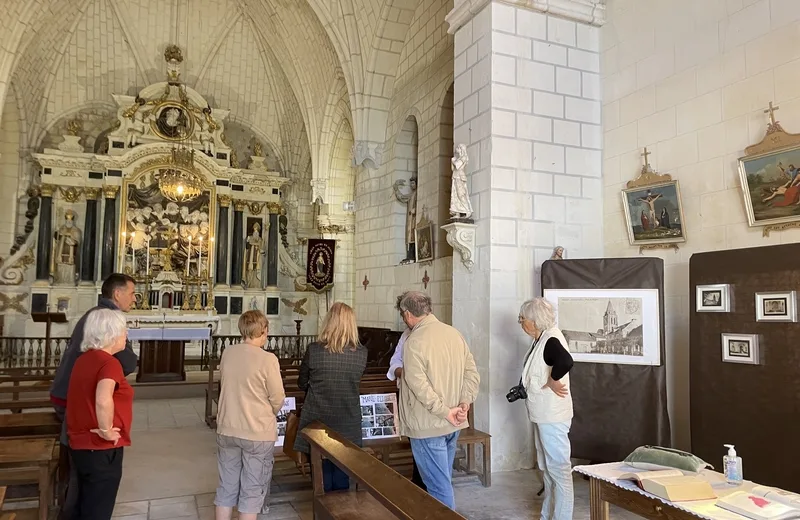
158, 147, 203, 202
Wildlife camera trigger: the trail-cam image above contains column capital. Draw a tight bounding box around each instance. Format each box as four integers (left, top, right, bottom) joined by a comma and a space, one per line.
84, 187, 102, 200
39, 184, 55, 198
446, 0, 606, 34
218, 194, 232, 208
233, 199, 248, 212
102, 185, 119, 199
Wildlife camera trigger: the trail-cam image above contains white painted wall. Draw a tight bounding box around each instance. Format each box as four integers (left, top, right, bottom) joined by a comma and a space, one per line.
602, 0, 800, 450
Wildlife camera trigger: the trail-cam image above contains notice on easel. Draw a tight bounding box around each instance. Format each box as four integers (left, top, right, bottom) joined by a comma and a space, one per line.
275, 397, 296, 447
360, 393, 399, 440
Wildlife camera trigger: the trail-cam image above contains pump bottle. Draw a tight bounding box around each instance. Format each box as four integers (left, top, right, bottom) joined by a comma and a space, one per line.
724, 444, 743, 484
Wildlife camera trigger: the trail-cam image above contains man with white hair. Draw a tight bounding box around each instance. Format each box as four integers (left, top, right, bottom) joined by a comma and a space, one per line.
396, 291, 479, 510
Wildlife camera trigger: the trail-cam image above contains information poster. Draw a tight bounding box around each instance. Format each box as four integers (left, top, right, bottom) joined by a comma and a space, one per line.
360, 393, 399, 439
275, 397, 296, 447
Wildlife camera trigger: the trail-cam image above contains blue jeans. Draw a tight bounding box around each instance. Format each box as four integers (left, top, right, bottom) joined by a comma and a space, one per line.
534, 421, 573, 520
321, 460, 349, 492
410, 431, 459, 509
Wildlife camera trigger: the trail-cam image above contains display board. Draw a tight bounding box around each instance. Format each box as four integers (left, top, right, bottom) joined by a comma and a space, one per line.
690, 244, 800, 493
275, 397, 296, 447
360, 393, 399, 440
541, 258, 671, 462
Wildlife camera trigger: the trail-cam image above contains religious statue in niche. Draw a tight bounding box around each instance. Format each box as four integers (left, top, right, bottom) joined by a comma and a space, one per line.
125, 98, 147, 147
450, 144, 473, 221
243, 218, 264, 289
393, 177, 418, 264
199, 117, 215, 157
52, 210, 82, 285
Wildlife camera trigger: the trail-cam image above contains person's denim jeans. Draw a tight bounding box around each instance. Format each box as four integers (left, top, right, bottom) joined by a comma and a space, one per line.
534, 420, 573, 520
409, 431, 459, 509
321, 460, 349, 492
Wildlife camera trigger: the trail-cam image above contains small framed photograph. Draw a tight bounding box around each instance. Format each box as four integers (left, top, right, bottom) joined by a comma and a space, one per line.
696, 284, 731, 312
755, 291, 797, 322
721, 333, 760, 365
56, 297, 70, 313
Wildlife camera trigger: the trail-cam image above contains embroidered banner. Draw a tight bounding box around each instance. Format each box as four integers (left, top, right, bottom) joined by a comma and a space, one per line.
306, 239, 335, 292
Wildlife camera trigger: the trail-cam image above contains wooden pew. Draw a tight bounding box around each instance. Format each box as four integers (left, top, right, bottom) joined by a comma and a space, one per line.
0, 486, 17, 520
0, 413, 60, 439
0, 373, 55, 414
301, 421, 466, 520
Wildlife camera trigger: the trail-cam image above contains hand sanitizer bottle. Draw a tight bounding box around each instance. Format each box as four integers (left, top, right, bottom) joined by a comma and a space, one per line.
724, 444, 743, 484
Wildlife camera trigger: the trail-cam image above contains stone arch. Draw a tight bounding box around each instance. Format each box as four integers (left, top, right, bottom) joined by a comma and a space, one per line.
436, 82, 454, 257
393, 114, 419, 261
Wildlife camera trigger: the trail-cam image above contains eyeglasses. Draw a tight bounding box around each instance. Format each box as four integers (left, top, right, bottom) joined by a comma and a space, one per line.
517, 316, 525, 323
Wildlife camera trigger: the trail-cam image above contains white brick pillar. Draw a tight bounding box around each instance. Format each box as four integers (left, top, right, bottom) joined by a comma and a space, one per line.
446, 0, 605, 471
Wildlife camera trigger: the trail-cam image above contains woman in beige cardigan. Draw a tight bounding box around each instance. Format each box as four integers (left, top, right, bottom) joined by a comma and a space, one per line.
214, 310, 286, 520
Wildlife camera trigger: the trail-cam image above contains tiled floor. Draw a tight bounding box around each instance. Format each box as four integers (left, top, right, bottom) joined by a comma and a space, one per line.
103, 398, 638, 520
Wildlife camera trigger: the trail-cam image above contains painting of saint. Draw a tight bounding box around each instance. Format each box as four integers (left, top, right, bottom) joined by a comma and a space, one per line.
621, 181, 686, 246
152, 105, 190, 140
739, 145, 800, 227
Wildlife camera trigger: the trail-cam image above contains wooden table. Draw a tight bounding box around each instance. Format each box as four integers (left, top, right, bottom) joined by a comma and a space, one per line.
0, 438, 57, 520
576, 463, 756, 520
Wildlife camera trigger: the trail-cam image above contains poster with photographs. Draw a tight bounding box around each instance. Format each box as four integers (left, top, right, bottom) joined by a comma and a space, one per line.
360, 393, 399, 440
275, 397, 296, 447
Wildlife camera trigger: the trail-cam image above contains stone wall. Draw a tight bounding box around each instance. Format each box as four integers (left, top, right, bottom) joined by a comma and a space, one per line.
602, 0, 800, 450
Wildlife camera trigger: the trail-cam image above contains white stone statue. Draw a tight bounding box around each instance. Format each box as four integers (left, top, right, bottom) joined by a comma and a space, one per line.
244, 223, 263, 288
127, 108, 146, 147
450, 144, 473, 220
199, 119, 215, 157
53, 210, 82, 284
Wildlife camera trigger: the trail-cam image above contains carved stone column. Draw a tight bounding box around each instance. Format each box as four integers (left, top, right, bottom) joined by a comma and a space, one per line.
266, 203, 280, 287
215, 195, 231, 285
35, 184, 54, 280
230, 199, 246, 286
101, 186, 120, 279
81, 188, 101, 282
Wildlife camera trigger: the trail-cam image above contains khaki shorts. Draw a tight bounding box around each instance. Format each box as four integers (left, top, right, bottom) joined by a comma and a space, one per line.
214, 434, 275, 514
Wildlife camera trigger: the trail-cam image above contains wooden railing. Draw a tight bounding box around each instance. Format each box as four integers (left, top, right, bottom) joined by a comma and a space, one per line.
0, 335, 317, 373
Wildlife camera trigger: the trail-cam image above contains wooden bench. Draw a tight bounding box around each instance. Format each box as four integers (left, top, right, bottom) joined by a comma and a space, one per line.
301, 421, 466, 520
0, 413, 60, 439
0, 485, 17, 520
0, 438, 58, 520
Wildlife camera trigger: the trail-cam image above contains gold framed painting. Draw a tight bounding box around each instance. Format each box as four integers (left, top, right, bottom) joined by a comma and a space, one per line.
738, 144, 800, 227
621, 180, 687, 246
414, 221, 434, 263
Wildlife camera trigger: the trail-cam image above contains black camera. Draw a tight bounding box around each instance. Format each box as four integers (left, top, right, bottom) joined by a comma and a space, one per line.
506, 384, 527, 403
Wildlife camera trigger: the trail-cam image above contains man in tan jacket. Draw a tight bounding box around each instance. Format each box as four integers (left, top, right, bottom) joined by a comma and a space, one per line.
397, 291, 480, 510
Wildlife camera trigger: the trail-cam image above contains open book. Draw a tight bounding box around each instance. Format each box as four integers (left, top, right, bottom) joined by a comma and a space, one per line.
618, 470, 716, 502
717, 491, 800, 520
751, 486, 800, 508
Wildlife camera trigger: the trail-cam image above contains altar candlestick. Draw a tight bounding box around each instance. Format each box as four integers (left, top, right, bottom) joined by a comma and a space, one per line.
186, 235, 192, 276
131, 232, 136, 273
146, 237, 151, 275
122, 232, 128, 270
198, 236, 203, 277
209, 237, 215, 281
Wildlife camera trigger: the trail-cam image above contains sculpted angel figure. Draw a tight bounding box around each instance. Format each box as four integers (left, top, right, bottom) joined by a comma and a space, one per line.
450, 144, 473, 220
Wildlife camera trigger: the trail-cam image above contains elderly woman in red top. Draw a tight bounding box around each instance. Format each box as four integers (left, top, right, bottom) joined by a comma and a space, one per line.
66, 308, 133, 519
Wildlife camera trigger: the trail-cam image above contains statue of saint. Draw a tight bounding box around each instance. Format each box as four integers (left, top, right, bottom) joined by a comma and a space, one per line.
244, 223, 263, 288
450, 144, 473, 220
392, 177, 417, 262
199, 119, 215, 157
53, 210, 82, 284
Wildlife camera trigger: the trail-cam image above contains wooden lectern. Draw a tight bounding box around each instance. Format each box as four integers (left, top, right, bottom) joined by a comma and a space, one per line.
31, 312, 68, 368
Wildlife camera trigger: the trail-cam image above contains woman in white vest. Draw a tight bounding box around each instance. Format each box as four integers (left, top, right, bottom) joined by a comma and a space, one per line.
518, 298, 575, 520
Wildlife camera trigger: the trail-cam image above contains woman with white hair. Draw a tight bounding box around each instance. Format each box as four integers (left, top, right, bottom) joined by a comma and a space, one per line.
517, 297, 574, 520
66, 308, 133, 519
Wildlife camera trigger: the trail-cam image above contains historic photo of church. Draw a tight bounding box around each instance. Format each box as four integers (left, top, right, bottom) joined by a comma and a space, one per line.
544, 289, 662, 366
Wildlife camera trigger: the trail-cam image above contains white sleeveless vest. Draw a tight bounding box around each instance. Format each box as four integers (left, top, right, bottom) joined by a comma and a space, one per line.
521, 327, 574, 424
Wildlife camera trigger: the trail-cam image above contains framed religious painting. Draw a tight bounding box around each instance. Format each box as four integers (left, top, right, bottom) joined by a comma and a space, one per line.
755, 291, 797, 322
542, 288, 661, 366
721, 333, 760, 365
621, 150, 686, 249
738, 103, 800, 232
414, 218, 434, 263
696, 284, 731, 313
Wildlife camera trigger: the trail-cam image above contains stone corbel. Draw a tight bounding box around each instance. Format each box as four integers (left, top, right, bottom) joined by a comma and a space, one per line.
310, 178, 328, 203
442, 222, 477, 272
446, 0, 606, 33
351, 141, 384, 170
317, 213, 355, 235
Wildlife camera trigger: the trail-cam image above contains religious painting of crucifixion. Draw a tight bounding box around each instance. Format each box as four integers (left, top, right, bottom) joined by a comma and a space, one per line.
738, 102, 800, 234
122, 176, 213, 278
621, 147, 686, 249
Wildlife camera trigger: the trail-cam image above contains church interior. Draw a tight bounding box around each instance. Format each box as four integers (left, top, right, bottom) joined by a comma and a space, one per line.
0, 0, 799, 518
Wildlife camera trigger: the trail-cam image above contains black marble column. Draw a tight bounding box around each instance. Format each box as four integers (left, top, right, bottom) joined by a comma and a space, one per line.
80, 190, 100, 281
35, 185, 54, 280
266, 211, 279, 287
215, 196, 230, 285
230, 200, 245, 286
101, 187, 119, 279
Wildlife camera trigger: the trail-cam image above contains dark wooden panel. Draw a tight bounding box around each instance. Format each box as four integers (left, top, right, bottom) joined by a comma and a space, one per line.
690, 243, 800, 492
137, 340, 185, 383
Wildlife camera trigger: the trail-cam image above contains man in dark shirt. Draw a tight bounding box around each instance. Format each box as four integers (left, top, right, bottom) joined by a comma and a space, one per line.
50, 273, 138, 519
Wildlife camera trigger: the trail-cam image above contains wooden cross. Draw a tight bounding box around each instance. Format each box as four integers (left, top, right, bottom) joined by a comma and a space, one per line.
362, 275, 370, 291
641, 147, 651, 168
422, 270, 430, 290
765, 102, 780, 126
